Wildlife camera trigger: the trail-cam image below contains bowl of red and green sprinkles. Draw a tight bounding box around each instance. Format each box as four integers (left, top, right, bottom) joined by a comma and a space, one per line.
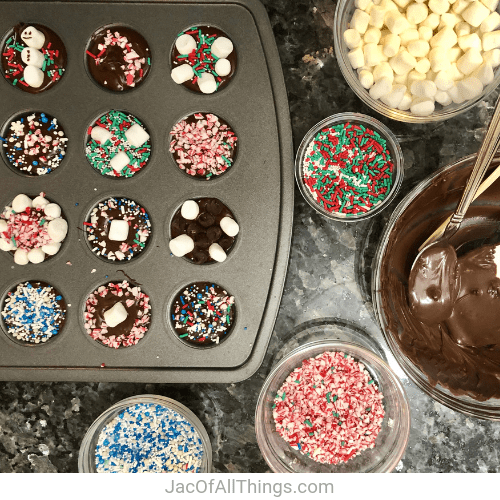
296, 113, 404, 221
78, 395, 212, 473
255, 340, 410, 473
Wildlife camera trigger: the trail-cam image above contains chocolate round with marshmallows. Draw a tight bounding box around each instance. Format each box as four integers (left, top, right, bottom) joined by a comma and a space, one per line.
170, 197, 237, 264
1, 23, 66, 94
86, 25, 151, 92
2, 112, 67, 175
84, 280, 151, 349
171, 282, 235, 346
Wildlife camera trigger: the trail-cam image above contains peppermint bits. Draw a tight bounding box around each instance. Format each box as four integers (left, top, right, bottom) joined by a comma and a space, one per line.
273, 351, 385, 465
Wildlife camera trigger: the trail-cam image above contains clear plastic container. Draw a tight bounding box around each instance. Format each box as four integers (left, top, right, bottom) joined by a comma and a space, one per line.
334, 0, 500, 123
78, 394, 212, 473
255, 339, 410, 473
295, 112, 404, 221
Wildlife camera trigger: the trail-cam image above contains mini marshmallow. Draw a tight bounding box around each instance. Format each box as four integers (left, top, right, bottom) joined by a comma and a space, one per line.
472, 61, 495, 83
91, 126, 112, 144
428, 0, 451, 15
21, 47, 44, 68
348, 47, 365, 68
41, 242, 61, 256
456, 75, 484, 98
380, 84, 407, 106
448, 46, 463, 63
452, 0, 470, 15
364, 43, 386, 66
383, 34, 401, 56
457, 47, 483, 74
430, 27, 457, 49
415, 57, 431, 73
458, 33, 482, 51
393, 0, 412, 6
365, 27, 382, 44
211, 36, 234, 58
369, 6, 386, 28
0, 238, 14, 252
28, 248, 45, 264
369, 76, 392, 98
220, 217, 239, 237
394, 72, 409, 84
408, 40, 430, 58
419, 26, 434, 42
171, 64, 194, 84
411, 79, 438, 97
407, 3, 428, 25
410, 97, 436, 115
44, 203, 61, 219
104, 302, 129, 328
399, 29, 419, 46
215, 58, 231, 77
125, 123, 150, 148
439, 12, 461, 29
389, 50, 417, 74
462, 2, 490, 28
481, 12, 500, 33
448, 84, 466, 103
397, 91, 413, 109
197, 72, 217, 94
434, 69, 455, 89
359, 69, 375, 87
356, 0, 372, 9
20, 26, 45, 49
23, 66, 44, 88
435, 90, 453, 105
209, 243, 227, 263
481, 0, 499, 10
169, 234, 194, 257
448, 62, 465, 80
109, 151, 130, 173
47, 218, 68, 243
373, 61, 394, 81
429, 47, 452, 72
408, 69, 427, 88
422, 13, 441, 30
0, 220, 6, 233
109, 220, 130, 241
12, 194, 32, 213
385, 11, 410, 35
455, 21, 471, 38
14, 249, 29, 266
483, 48, 500, 66
32, 196, 49, 208
175, 34, 197, 54
351, 9, 371, 33
181, 200, 199, 220
482, 31, 500, 51
344, 29, 362, 49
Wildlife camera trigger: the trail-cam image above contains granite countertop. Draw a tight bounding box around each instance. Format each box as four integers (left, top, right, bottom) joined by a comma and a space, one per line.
2, 0, 500, 473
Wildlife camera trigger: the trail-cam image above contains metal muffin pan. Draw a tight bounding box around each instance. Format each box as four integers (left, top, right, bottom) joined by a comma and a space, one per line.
0, 0, 293, 382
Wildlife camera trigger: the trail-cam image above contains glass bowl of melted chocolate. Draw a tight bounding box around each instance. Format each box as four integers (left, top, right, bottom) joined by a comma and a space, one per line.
374, 153, 500, 419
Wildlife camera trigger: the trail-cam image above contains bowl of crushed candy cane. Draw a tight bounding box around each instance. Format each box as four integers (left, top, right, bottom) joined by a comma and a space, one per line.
255, 340, 410, 472
295, 112, 404, 221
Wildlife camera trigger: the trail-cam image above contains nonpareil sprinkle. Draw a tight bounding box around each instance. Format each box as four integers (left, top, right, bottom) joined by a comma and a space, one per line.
301, 122, 394, 217
273, 351, 385, 465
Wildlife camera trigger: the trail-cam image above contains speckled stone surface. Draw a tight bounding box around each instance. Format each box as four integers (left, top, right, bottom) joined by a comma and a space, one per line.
2, 0, 500, 473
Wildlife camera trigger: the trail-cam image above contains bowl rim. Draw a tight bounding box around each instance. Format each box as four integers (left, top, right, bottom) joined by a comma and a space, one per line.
294, 112, 404, 222
255, 339, 411, 473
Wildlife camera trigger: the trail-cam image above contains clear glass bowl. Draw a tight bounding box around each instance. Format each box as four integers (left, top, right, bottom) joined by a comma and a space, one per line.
334, 0, 500, 123
295, 112, 404, 221
372, 153, 500, 420
255, 339, 410, 472
78, 394, 212, 473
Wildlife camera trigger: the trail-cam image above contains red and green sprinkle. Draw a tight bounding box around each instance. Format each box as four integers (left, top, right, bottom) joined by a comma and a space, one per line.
302, 122, 394, 217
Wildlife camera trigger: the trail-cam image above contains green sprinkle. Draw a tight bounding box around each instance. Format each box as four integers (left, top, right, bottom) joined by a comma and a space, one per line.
304, 419, 313, 427
179, 333, 188, 338
333, 395, 338, 403
326, 392, 331, 403
366, 407, 371, 412
341, 441, 345, 447
282, 392, 286, 401
368, 380, 374, 385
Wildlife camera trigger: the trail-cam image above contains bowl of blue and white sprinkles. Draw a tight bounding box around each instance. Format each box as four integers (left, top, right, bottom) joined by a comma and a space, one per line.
78, 395, 212, 473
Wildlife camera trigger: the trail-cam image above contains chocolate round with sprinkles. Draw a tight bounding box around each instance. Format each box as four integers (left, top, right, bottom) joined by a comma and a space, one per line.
171, 282, 235, 346
169, 112, 237, 180
85, 197, 151, 262
1, 23, 66, 94
1, 112, 68, 175
86, 25, 151, 92
1, 280, 66, 344
83, 280, 151, 349
171, 26, 236, 94
86, 110, 151, 178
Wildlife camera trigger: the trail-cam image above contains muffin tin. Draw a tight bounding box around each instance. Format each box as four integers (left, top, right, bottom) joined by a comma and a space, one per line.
0, 0, 293, 382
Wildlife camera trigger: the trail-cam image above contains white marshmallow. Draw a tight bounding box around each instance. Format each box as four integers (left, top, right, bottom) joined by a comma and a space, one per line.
415, 57, 431, 73
21, 47, 44, 68
394, 72, 409, 84
197, 72, 217, 94
455, 21, 471, 38
435, 90, 453, 105
482, 31, 500, 51
397, 91, 413, 109
430, 27, 458, 49
109, 220, 130, 241
439, 13, 461, 29
28, 248, 45, 264
481, 12, 500, 33
12, 194, 32, 214
390, 50, 417, 74
408, 40, 430, 57
411, 79, 438, 97
448, 84, 466, 102
434, 69, 455, 90
215, 58, 231, 77
365, 27, 382, 44
32, 196, 49, 208
211, 37, 233, 59
429, 47, 452, 72
429, 0, 451, 15
0, 220, 6, 233
449, 46, 463, 62
483, 48, 500, 66
481, 0, 499, 10
385, 11, 410, 35
373, 61, 394, 81
181, 200, 199, 220
364, 43, 387, 66
220, 217, 239, 237
209, 243, 227, 262
419, 26, 434, 42
407, 3, 428, 25
175, 34, 197, 55
408, 69, 427, 88
171, 64, 194, 84
169, 234, 194, 257
2, 206, 12, 219
104, 302, 128, 328
47, 218, 68, 243
352, 9, 371, 33
20, 26, 45, 49
410, 97, 436, 115
125, 123, 150, 148
369, 76, 393, 98
472, 61, 495, 83
393, 0, 412, 6
23, 66, 44, 88
462, 2, 490, 28
91, 126, 112, 144
44, 203, 61, 219
380, 83, 407, 106
456, 75, 484, 98
348, 47, 365, 68
400, 29, 419, 46
109, 151, 130, 173
457, 48, 483, 74
344, 29, 362, 49
370, 6, 387, 28
449, 62, 465, 80
458, 33, 482, 51
383, 34, 401, 56
453, 0, 470, 15
0, 238, 14, 252
422, 13, 441, 30
14, 249, 29, 266
359, 69, 375, 87
356, 0, 372, 9
41, 242, 61, 256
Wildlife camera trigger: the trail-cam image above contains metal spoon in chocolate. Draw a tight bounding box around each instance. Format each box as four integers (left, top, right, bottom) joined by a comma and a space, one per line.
409, 95, 500, 325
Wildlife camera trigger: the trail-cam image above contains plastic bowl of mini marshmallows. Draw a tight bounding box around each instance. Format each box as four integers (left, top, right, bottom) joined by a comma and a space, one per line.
334, 0, 500, 122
